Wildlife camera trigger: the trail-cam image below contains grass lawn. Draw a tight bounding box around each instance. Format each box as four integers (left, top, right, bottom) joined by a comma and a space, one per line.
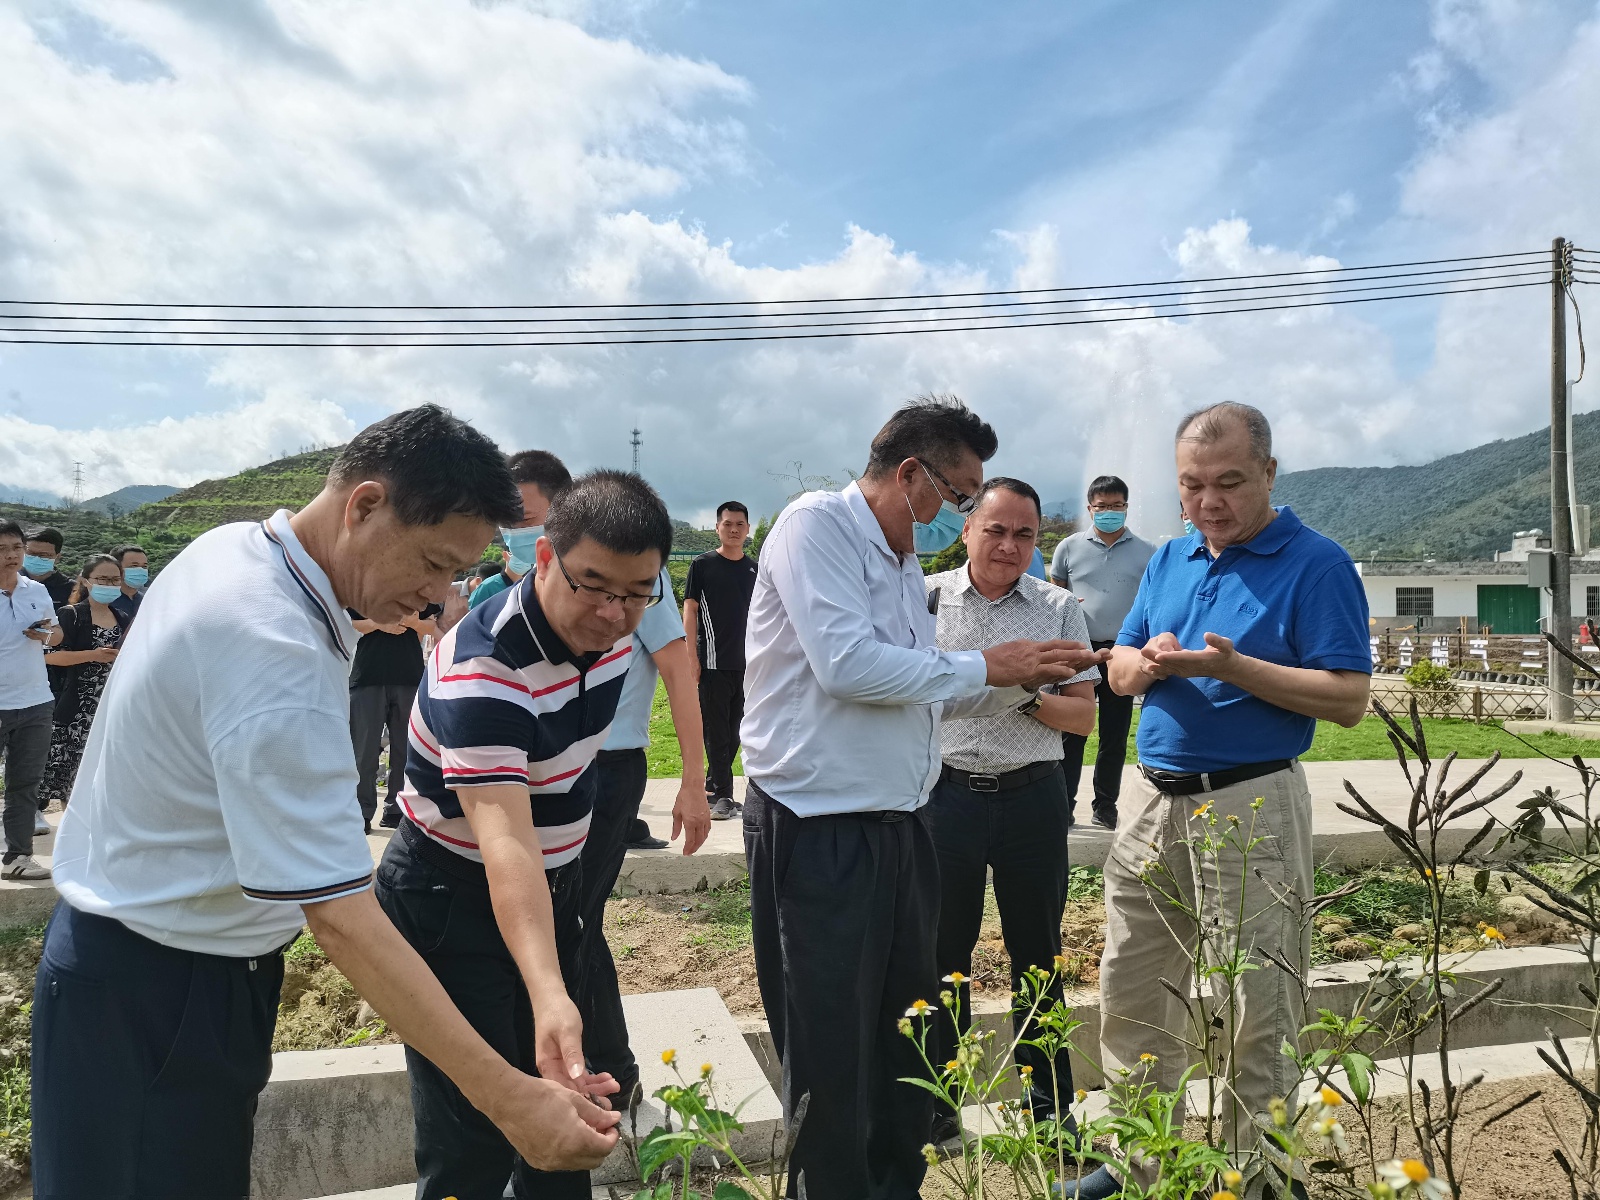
639, 680, 1600, 777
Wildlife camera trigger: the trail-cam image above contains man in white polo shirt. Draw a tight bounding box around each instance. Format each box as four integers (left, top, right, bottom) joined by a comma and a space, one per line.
36, 406, 621, 1198
0, 519, 56, 880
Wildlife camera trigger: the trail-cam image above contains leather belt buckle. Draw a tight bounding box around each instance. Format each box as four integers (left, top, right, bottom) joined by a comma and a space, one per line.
968, 773, 1000, 793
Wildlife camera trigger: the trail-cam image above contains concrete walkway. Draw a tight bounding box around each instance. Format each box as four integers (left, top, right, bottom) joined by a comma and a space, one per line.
1, 753, 1582, 925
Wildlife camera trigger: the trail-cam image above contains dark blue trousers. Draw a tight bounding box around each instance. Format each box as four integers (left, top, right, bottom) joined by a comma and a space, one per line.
31, 901, 284, 1199
377, 821, 589, 1200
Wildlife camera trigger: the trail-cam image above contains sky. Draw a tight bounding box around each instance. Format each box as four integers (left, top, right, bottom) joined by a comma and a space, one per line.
0, 0, 1596, 529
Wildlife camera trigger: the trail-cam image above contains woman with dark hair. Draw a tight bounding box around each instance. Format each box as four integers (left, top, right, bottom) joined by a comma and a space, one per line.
41, 554, 129, 807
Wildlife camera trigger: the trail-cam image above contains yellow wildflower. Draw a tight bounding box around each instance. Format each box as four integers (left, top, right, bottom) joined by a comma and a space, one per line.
1139, 1052, 1158, 1064
1075, 1089, 1087, 1103
700, 1063, 713, 1078
1215, 1192, 1238, 1200
942, 971, 967, 985
1222, 1170, 1243, 1188
1192, 800, 1212, 818
1320, 1086, 1343, 1108
661, 1048, 676, 1066
945, 1060, 959, 1072
1480, 925, 1506, 943
1020, 1064, 1033, 1076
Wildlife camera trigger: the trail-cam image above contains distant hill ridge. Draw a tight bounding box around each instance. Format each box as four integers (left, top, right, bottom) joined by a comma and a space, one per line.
1274, 409, 1600, 561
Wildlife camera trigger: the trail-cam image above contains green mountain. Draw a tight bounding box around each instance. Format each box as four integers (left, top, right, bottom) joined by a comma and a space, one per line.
80, 484, 180, 515
1274, 409, 1600, 561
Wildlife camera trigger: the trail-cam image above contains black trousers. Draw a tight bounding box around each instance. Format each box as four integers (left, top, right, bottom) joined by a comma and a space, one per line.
349, 682, 417, 823
578, 747, 649, 1095
1062, 656, 1134, 824
745, 783, 938, 1200
699, 669, 744, 800
32, 901, 284, 1199
376, 823, 589, 1200
925, 765, 1075, 1117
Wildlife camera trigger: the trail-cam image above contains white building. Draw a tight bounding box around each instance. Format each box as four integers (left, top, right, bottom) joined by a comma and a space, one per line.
1358, 534, 1600, 635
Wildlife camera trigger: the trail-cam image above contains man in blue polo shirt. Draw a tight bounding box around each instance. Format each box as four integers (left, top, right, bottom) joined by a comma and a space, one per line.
380, 469, 675, 1200
1072, 402, 1370, 1200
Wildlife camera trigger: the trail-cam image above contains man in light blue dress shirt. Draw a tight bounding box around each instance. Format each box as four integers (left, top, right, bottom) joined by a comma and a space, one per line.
741, 396, 1106, 1200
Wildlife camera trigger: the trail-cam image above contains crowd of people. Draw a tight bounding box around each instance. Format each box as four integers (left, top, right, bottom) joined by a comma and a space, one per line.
0, 526, 149, 881
0, 393, 1370, 1199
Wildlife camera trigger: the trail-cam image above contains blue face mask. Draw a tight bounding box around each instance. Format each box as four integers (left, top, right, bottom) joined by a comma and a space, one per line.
1182, 517, 1197, 537
89, 584, 122, 605
23, 554, 54, 576
122, 567, 148, 589
907, 467, 966, 554
1092, 510, 1127, 534
500, 525, 543, 576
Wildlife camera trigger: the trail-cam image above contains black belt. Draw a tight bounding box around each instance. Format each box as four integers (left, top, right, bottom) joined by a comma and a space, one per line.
940, 760, 1061, 795
1139, 759, 1293, 796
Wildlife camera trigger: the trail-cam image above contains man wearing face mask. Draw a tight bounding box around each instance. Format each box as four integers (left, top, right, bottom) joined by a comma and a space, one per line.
108, 544, 150, 625
470, 450, 572, 611
1049, 476, 1155, 830
23, 528, 73, 606
742, 395, 1108, 1199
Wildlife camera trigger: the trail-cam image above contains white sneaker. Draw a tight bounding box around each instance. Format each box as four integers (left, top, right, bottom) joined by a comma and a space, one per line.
3, 856, 51, 881
34, 812, 51, 836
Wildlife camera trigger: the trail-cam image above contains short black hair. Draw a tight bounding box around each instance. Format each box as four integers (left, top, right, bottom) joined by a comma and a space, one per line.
1086, 475, 1129, 503
974, 477, 1041, 520
864, 394, 998, 479
546, 470, 672, 565
327, 404, 523, 527
0, 520, 23, 545
507, 449, 573, 499
716, 501, 749, 521
473, 560, 502, 580
109, 543, 146, 564
26, 526, 63, 552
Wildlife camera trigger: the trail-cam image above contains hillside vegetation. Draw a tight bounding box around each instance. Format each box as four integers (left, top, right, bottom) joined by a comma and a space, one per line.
1274, 409, 1600, 560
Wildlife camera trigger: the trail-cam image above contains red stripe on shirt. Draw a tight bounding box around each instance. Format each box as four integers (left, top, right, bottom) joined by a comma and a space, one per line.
399, 796, 481, 850
442, 764, 530, 778
541, 834, 588, 856
528, 764, 584, 788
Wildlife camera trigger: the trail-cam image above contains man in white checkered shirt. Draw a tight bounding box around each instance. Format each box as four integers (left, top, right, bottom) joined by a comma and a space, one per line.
923, 476, 1101, 1146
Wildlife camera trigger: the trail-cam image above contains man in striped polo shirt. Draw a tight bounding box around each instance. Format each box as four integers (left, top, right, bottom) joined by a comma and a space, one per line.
379, 468, 674, 1200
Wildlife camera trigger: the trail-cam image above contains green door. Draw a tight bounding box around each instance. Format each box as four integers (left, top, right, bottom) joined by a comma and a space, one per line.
1477, 584, 1540, 634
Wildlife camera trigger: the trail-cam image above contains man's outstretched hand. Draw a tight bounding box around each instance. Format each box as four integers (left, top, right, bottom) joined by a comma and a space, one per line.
1139, 631, 1238, 682
983, 639, 1108, 690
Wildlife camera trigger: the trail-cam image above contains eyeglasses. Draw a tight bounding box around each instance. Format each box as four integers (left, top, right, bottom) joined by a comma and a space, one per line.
554, 555, 663, 611
1088, 502, 1129, 512
918, 460, 976, 514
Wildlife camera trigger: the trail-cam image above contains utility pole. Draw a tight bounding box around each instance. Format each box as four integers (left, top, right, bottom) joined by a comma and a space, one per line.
1550, 236, 1574, 722
630, 427, 642, 474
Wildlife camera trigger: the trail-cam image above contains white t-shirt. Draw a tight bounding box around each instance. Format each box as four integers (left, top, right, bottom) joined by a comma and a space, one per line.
0, 575, 55, 710
52, 509, 375, 957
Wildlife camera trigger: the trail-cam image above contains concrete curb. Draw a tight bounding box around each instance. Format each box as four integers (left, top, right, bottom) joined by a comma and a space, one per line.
250, 988, 780, 1200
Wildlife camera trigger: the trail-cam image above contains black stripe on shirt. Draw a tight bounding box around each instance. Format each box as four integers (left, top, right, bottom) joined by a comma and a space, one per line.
242, 873, 374, 902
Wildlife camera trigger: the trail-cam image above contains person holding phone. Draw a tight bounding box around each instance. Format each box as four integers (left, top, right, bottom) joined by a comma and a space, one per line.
41, 555, 131, 809
0, 519, 55, 880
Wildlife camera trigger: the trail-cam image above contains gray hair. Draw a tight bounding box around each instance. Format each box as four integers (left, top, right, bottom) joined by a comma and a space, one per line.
1175, 402, 1272, 463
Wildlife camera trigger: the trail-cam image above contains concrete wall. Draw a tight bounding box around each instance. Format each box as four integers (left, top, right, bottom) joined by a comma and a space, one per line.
1362, 571, 1600, 625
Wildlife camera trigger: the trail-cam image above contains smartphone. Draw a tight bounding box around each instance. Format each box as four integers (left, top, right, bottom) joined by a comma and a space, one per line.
28, 618, 54, 632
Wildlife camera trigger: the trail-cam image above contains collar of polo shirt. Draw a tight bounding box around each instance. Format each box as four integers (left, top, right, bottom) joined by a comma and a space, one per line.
512, 571, 603, 669
1186, 505, 1300, 559
954, 561, 1022, 601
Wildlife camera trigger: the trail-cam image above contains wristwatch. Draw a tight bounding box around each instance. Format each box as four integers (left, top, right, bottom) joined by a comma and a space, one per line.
1015, 692, 1044, 717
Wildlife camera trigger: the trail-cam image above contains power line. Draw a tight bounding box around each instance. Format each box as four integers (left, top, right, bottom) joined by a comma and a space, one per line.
0, 260, 1551, 327
0, 278, 1546, 348
0, 248, 1546, 312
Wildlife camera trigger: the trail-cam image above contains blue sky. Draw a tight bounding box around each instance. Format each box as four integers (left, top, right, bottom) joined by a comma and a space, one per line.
0, 0, 1595, 525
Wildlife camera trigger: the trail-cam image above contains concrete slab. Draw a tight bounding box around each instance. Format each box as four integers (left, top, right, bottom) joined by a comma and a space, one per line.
251, 987, 781, 1200
1506, 719, 1600, 740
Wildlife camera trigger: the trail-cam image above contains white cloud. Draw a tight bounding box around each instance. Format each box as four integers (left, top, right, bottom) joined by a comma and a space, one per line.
0, 392, 355, 491
0, 0, 1595, 535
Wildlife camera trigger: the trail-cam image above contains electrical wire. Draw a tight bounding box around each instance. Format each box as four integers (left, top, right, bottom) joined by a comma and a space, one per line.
0, 278, 1547, 348
0, 262, 1552, 328
0, 248, 1548, 313
0, 249, 1562, 348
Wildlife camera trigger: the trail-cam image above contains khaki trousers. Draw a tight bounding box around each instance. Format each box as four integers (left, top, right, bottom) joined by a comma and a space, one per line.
1097, 762, 1313, 1156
